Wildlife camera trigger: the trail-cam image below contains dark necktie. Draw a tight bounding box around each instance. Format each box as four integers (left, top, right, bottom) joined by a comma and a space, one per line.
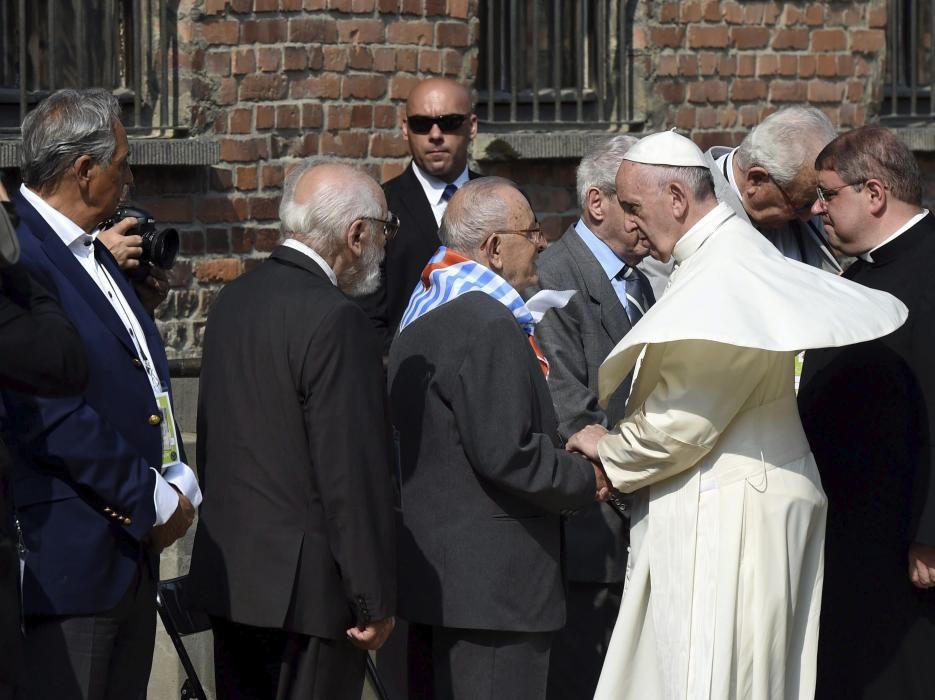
442, 183, 458, 202
621, 265, 650, 326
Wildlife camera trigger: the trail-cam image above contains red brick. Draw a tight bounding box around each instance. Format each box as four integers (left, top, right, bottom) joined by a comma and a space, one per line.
687, 26, 729, 49
703, 0, 721, 21
425, 0, 445, 15
718, 55, 737, 76
704, 80, 728, 103
209, 167, 233, 192
437, 22, 470, 47
699, 53, 718, 76
240, 74, 288, 101
660, 3, 679, 23
289, 18, 338, 43
307, 46, 324, 70
657, 55, 678, 77
387, 21, 433, 45
770, 80, 808, 102
772, 29, 809, 50
851, 30, 885, 53
680, 2, 702, 22
805, 4, 825, 25
744, 3, 764, 23
205, 0, 227, 14
449, 0, 468, 18
723, 1, 744, 24
655, 81, 685, 102
242, 19, 287, 44
342, 74, 387, 99
798, 55, 817, 78
302, 103, 324, 128
232, 48, 256, 75
737, 55, 756, 77
374, 105, 398, 129
778, 55, 797, 77
284, 47, 308, 71
373, 47, 396, 72
370, 133, 410, 158
678, 55, 698, 77
847, 80, 865, 102
254, 228, 282, 253
731, 27, 770, 50
338, 19, 385, 43
730, 79, 768, 101
675, 106, 696, 130
868, 3, 887, 28
323, 46, 349, 71
419, 49, 444, 73
717, 107, 738, 129
257, 47, 281, 72
350, 105, 373, 128
816, 55, 837, 78
235, 166, 258, 191
256, 105, 275, 129
443, 49, 462, 75
180, 229, 205, 255
351, 0, 375, 9
782, 5, 801, 24
229, 108, 252, 134
205, 50, 231, 76
327, 105, 352, 130
807, 80, 845, 103
201, 20, 240, 45
249, 196, 281, 221
837, 54, 855, 77
400, 0, 421, 13
217, 78, 238, 105
348, 46, 374, 70
382, 161, 406, 182
811, 29, 847, 52
229, 0, 252, 11
276, 105, 300, 129
261, 165, 285, 189
320, 132, 369, 157
229, 227, 254, 254
194, 259, 243, 284
255, 0, 278, 9
739, 105, 758, 128
696, 106, 718, 129
389, 72, 421, 99
650, 27, 685, 49
305, 0, 327, 7
395, 48, 418, 71
219, 137, 267, 162
197, 196, 249, 224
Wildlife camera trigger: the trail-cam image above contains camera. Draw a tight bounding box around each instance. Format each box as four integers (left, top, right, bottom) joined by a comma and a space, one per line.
102, 205, 179, 270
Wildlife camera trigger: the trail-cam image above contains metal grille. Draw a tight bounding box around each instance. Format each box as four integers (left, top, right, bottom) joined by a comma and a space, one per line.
882, 0, 935, 121
477, 0, 634, 129
0, 0, 181, 135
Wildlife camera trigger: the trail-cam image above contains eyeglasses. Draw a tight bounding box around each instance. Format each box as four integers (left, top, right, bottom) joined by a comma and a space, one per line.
490, 226, 545, 246
769, 174, 815, 216
816, 182, 859, 205
362, 213, 400, 240
406, 113, 469, 135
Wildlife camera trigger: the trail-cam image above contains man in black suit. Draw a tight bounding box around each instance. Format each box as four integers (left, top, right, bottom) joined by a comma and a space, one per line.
188, 162, 397, 700
359, 77, 478, 348
5, 88, 199, 700
388, 176, 610, 700
798, 126, 935, 699
0, 184, 89, 700
530, 135, 654, 700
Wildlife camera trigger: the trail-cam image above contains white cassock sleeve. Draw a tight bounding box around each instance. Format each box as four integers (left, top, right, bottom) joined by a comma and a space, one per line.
597, 340, 769, 493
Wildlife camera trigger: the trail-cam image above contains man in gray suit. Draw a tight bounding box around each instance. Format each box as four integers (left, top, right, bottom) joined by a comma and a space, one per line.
704, 106, 843, 273
531, 135, 654, 700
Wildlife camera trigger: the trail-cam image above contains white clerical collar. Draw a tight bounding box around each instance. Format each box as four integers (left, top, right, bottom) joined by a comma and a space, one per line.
860, 209, 929, 262
672, 202, 735, 264
19, 183, 95, 254
717, 148, 742, 200
411, 162, 470, 207
281, 238, 338, 286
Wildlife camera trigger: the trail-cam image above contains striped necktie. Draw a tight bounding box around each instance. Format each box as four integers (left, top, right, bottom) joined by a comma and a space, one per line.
442, 183, 458, 202
621, 265, 649, 326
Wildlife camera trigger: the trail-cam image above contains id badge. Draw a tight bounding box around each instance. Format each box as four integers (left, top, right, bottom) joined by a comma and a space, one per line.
156, 391, 181, 469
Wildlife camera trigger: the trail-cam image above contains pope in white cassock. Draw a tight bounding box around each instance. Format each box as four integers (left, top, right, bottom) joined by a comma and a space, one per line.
565, 131, 908, 700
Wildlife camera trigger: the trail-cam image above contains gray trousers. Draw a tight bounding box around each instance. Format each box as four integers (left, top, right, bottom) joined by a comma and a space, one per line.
408, 623, 552, 700
22, 570, 156, 700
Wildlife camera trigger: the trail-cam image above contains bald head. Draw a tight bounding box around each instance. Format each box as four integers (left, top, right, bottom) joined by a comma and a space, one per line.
403, 78, 477, 183
280, 161, 385, 257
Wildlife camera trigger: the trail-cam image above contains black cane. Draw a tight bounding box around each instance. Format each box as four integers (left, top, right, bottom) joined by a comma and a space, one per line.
366, 654, 392, 700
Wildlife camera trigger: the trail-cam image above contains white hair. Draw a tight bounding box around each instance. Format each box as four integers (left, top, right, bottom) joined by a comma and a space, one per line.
576, 135, 639, 209
641, 164, 716, 201
735, 106, 836, 187
279, 160, 383, 258
439, 176, 520, 252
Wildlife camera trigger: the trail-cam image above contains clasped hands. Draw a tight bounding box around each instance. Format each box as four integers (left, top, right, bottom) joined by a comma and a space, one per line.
567, 424, 612, 503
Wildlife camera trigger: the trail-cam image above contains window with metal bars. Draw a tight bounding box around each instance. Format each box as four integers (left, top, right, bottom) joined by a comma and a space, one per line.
0, 0, 181, 135
476, 0, 635, 129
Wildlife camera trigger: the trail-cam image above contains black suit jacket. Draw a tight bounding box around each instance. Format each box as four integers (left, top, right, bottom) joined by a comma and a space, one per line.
388, 292, 596, 632
0, 264, 88, 688
187, 245, 396, 639
798, 214, 935, 696
358, 162, 480, 350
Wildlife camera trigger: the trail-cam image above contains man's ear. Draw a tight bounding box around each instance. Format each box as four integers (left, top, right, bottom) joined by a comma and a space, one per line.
401, 116, 410, 140
585, 187, 604, 223
743, 166, 770, 197
73, 154, 95, 188
345, 218, 368, 257
467, 113, 478, 142
668, 181, 690, 221
864, 178, 888, 216
482, 233, 504, 273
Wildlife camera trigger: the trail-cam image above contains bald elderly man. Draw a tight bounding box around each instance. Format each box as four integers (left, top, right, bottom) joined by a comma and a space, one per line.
188, 162, 397, 700
357, 77, 480, 349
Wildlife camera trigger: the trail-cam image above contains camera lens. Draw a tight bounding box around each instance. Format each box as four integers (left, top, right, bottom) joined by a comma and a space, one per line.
143, 227, 180, 269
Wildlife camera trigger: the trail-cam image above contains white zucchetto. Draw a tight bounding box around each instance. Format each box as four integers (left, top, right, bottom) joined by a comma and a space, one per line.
622, 130, 708, 168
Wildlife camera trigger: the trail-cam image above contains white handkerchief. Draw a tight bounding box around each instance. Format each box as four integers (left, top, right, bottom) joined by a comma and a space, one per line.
525, 289, 576, 323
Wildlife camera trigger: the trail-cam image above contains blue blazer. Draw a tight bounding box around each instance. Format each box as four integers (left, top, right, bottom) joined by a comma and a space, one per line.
3, 193, 180, 616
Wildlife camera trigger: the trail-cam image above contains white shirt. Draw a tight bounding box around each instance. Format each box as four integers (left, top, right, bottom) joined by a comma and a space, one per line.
19, 185, 203, 525
281, 238, 337, 285
860, 209, 929, 262
410, 162, 470, 227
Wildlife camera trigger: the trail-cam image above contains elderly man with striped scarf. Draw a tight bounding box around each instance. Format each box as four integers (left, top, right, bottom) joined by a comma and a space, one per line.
387, 176, 610, 700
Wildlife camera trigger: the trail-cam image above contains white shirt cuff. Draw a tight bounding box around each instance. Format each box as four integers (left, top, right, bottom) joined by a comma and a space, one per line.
152, 469, 180, 526
162, 462, 204, 508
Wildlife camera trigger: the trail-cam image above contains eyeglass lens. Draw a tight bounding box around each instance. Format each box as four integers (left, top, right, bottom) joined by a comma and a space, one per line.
407, 114, 467, 134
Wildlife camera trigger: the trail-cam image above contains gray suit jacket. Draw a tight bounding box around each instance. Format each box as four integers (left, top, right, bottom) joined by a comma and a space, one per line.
704, 146, 842, 274
530, 226, 651, 582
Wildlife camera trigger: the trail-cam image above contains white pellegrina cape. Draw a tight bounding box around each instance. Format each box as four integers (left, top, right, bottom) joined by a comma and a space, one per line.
593, 203, 907, 700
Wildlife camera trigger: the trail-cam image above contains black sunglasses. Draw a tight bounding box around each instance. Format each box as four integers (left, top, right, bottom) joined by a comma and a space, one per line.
406, 113, 468, 135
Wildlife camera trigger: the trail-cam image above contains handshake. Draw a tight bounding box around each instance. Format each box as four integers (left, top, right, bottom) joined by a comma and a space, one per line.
566, 424, 616, 505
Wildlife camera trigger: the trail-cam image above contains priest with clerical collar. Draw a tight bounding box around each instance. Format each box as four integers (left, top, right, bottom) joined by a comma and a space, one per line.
565, 130, 908, 700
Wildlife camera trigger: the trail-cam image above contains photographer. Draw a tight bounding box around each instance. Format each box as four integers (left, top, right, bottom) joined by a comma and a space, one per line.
0, 181, 89, 699
5, 88, 201, 698
98, 213, 172, 314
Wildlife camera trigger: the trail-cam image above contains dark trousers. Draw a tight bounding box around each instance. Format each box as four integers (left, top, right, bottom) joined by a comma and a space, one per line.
408, 623, 552, 700
22, 569, 156, 700
211, 616, 366, 700
546, 581, 623, 700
